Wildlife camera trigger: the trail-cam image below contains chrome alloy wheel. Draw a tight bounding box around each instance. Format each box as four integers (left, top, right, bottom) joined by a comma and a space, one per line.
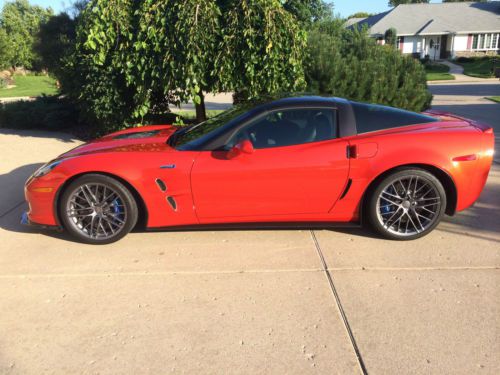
375, 175, 441, 237
65, 183, 127, 240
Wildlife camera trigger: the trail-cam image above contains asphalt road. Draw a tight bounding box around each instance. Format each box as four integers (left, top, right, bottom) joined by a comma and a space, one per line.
0, 83, 499, 374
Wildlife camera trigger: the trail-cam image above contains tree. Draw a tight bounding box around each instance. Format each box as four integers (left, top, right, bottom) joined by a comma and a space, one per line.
66, 0, 307, 131
384, 28, 397, 47
281, 0, 333, 24
388, 0, 429, 6
0, 0, 53, 69
347, 12, 374, 19
217, 0, 306, 101
35, 13, 76, 79
305, 20, 432, 112
0, 28, 13, 69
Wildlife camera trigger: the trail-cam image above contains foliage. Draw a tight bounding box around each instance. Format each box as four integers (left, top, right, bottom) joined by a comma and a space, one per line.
217, 0, 307, 100
34, 12, 76, 80
281, 0, 333, 24
455, 56, 497, 78
388, 0, 429, 6
0, 96, 79, 130
423, 62, 450, 74
64, 0, 306, 132
384, 28, 397, 46
0, 27, 13, 69
305, 21, 432, 112
347, 12, 374, 19
485, 96, 500, 104
0, 74, 58, 98
0, 0, 53, 69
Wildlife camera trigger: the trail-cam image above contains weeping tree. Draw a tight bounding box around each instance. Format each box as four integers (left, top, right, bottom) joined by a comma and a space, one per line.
64, 0, 306, 131
217, 0, 306, 103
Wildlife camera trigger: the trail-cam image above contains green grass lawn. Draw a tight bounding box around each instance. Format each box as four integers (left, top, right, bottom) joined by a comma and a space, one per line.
457, 57, 496, 78
425, 63, 455, 81
0, 75, 58, 98
486, 96, 500, 103
174, 109, 226, 119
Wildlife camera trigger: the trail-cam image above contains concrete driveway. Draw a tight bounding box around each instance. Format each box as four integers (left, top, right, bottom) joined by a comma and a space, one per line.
1, 89, 499, 374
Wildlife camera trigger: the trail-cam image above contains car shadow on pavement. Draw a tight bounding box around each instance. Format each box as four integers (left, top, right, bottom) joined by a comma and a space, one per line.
0, 163, 69, 240
338, 168, 500, 244
438, 170, 500, 244
0, 128, 81, 143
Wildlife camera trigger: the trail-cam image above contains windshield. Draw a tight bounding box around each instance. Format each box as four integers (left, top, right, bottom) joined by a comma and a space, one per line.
170, 105, 252, 148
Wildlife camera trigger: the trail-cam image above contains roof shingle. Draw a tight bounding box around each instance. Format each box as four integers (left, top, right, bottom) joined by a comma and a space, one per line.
351, 1, 500, 36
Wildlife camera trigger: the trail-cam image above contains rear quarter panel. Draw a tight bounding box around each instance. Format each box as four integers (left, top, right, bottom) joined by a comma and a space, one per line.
331, 123, 488, 221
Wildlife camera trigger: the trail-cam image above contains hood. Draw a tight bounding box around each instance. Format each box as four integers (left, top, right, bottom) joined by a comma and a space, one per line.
61, 125, 180, 158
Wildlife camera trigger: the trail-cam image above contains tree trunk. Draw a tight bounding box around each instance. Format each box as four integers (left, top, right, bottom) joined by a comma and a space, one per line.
195, 90, 207, 123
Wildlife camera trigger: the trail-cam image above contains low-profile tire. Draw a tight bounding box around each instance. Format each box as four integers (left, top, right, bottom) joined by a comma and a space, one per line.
59, 174, 138, 244
366, 168, 446, 241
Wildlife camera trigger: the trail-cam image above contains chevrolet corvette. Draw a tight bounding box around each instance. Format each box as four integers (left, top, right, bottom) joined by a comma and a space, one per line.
23, 96, 495, 244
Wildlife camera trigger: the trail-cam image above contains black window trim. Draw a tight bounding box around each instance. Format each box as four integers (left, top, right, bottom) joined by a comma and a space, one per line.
223, 105, 340, 151
177, 97, 358, 151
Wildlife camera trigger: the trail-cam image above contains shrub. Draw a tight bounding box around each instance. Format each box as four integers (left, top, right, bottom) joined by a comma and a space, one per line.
0, 96, 79, 131
305, 22, 432, 112
0, 95, 202, 138
456, 56, 473, 63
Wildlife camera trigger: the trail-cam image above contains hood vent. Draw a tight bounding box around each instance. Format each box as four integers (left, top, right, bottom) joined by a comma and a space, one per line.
113, 130, 160, 140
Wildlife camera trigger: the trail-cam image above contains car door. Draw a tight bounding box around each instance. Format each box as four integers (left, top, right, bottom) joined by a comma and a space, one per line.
190, 107, 350, 221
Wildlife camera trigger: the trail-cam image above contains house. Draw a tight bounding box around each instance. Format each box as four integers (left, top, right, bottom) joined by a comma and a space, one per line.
348, 1, 500, 60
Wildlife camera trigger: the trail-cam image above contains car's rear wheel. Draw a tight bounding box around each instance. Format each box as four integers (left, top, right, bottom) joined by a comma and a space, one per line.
367, 168, 446, 240
59, 174, 138, 244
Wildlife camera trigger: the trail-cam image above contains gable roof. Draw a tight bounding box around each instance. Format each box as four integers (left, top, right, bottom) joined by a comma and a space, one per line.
344, 17, 367, 28
351, 1, 500, 37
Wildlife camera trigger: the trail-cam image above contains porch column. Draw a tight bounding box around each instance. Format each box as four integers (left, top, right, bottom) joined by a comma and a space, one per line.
450, 34, 456, 59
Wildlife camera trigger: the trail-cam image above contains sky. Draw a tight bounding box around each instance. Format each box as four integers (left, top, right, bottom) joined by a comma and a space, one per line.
0, 0, 444, 18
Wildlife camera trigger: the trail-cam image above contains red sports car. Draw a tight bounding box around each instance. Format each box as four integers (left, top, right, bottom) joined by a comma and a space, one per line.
23, 96, 495, 244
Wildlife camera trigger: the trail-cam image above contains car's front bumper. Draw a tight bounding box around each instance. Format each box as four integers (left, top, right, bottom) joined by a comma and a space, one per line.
24, 173, 66, 227
21, 211, 62, 231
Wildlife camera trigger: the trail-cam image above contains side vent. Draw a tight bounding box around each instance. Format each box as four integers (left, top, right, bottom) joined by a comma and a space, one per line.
339, 179, 352, 200
166, 196, 177, 211
155, 178, 167, 192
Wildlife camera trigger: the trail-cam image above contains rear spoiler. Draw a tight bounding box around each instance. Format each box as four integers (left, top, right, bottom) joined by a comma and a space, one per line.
424, 110, 493, 133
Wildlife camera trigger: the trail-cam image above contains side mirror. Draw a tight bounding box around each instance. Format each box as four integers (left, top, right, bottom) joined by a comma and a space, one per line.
227, 139, 255, 159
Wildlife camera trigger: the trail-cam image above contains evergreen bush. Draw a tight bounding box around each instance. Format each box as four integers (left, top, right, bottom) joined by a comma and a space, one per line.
305, 22, 432, 112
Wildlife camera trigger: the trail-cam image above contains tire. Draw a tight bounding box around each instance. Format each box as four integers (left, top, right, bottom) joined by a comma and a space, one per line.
59, 174, 138, 244
366, 168, 446, 241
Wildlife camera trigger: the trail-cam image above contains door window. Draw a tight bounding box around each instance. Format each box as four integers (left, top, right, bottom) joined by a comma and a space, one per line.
228, 108, 337, 149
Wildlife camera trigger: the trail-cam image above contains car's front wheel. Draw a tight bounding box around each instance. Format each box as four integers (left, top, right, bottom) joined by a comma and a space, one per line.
367, 168, 446, 240
59, 174, 138, 244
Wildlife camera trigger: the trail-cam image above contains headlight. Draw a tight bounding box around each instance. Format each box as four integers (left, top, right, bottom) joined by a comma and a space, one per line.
32, 161, 62, 178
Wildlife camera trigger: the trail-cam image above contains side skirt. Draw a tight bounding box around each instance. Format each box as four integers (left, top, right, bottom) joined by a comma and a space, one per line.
146, 221, 362, 232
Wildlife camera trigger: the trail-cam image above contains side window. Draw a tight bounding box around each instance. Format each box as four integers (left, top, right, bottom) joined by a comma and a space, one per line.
352, 102, 437, 134
229, 108, 337, 149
